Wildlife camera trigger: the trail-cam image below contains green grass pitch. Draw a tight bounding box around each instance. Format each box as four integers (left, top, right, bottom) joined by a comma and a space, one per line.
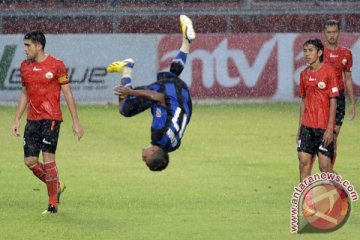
0, 103, 359, 239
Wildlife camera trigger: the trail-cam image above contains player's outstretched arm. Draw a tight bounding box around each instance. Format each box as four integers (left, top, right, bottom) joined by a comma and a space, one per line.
12, 87, 28, 137
61, 84, 84, 140
114, 86, 165, 106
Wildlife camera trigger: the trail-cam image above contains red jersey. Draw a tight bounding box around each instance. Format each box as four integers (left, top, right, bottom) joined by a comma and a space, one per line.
323, 46, 352, 90
20, 55, 69, 121
299, 63, 339, 129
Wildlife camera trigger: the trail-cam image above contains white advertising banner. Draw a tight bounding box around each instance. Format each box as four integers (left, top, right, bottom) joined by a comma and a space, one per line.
1, 33, 359, 104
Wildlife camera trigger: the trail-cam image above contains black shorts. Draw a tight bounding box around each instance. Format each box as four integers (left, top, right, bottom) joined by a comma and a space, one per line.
297, 125, 334, 159
23, 120, 61, 157
336, 90, 345, 126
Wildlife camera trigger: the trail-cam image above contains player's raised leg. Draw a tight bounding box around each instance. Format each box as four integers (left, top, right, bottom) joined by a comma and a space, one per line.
170, 15, 196, 76
180, 15, 195, 43
107, 58, 135, 88
107, 58, 152, 116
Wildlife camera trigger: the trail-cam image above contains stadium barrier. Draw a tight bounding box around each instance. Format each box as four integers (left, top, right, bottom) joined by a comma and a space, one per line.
1, 33, 359, 104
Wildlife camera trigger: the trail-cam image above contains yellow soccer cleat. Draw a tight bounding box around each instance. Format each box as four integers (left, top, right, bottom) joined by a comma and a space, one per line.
180, 15, 196, 42
57, 181, 66, 204
106, 58, 135, 73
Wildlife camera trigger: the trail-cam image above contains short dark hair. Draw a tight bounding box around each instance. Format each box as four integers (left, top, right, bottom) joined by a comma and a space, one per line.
324, 19, 340, 30
146, 148, 169, 171
303, 38, 324, 63
24, 31, 46, 50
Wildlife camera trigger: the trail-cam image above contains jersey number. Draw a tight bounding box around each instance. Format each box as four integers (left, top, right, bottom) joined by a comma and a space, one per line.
172, 107, 187, 138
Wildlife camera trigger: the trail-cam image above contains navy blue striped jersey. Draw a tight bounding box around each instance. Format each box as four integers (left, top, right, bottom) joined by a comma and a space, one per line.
146, 73, 192, 152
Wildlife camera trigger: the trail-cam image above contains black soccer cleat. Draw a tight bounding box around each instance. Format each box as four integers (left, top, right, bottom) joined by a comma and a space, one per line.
42, 204, 58, 215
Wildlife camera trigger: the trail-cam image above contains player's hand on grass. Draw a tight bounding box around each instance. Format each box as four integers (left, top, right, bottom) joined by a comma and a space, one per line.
72, 122, 84, 141
12, 119, 21, 137
349, 103, 356, 120
322, 129, 334, 147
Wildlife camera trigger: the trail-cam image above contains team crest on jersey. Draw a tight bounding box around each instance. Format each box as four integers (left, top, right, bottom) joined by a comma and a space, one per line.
45, 72, 54, 79
342, 58, 347, 65
156, 108, 162, 118
318, 81, 326, 89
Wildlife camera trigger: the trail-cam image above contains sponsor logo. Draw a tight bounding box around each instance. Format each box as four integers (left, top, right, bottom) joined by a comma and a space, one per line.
330, 53, 338, 58
309, 77, 316, 81
42, 138, 51, 145
0, 43, 108, 92
318, 144, 328, 152
159, 35, 280, 99
159, 33, 360, 100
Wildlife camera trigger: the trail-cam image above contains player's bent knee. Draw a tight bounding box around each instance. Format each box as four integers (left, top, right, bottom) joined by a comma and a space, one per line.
24, 157, 38, 168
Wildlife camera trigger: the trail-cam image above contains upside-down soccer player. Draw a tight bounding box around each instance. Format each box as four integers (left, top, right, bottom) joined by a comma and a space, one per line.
107, 15, 195, 171
12, 31, 84, 214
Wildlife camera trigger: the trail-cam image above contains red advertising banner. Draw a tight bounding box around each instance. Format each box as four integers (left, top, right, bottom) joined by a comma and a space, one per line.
158, 33, 360, 100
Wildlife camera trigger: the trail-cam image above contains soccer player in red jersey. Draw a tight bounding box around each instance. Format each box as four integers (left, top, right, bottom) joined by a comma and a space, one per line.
323, 19, 356, 168
11, 31, 84, 214
297, 38, 339, 182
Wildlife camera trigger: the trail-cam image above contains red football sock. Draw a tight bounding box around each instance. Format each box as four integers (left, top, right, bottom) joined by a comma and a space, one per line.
29, 162, 46, 183
44, 161, 59, 207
